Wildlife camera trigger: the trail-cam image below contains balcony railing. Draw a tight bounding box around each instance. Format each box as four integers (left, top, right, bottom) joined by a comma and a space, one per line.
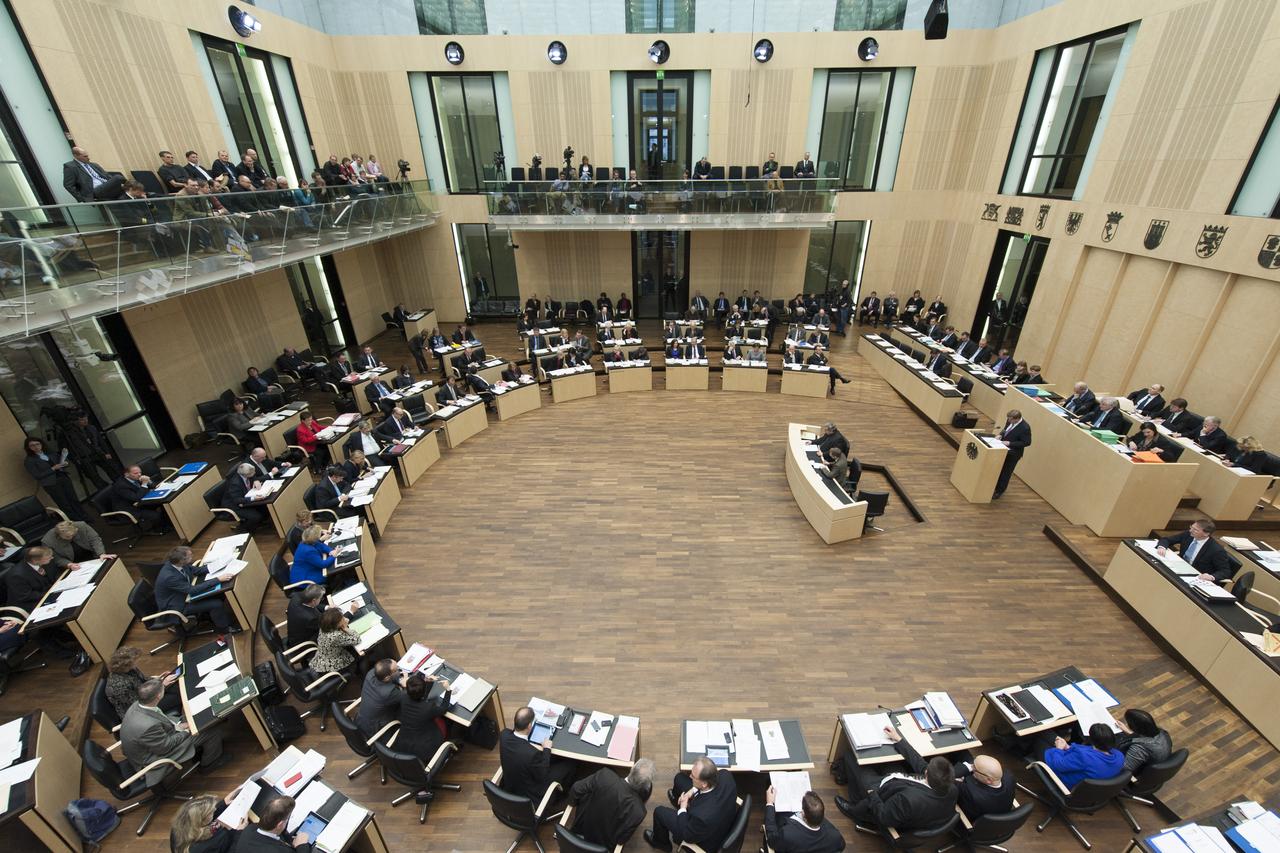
0, 181, 439, 342
485, 178, 838, 230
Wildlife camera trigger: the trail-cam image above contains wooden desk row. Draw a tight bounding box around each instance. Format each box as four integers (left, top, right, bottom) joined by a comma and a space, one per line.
858, 334, 963, 425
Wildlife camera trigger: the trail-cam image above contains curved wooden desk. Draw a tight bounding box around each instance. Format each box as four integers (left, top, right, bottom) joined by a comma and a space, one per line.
785, 423, 867, 544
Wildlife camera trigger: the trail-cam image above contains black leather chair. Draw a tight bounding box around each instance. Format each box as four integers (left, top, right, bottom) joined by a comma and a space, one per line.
331, 697, 395, 781
1116, 748, 1188, 831
854, 812, 960, 851
273, 648, 345, 731
82, 739, 193, 836
374, 739, 460, 823
855, 490, 890, 532
268, 546, 309, 595
127, 578, 208, 655
90, 675, 123, 736
202, 478, 243, 530
0, 565, 47, 693
0, 496, 65, 545
940, 801, 1035, 851
1022, 762, 1131, 849
401, 392, 435, 426
257, 612, 315, 667
955, 377, 975, 400
679, 793, 751, 852
91, 484, 144, 549
302, 484, 340, 523
483, 766, 565, 853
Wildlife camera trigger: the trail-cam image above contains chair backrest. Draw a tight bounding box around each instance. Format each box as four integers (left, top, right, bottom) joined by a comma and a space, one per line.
483, 778, 538, 831
373, 741, 429, 788
555, 825, 611, 853
956, 377, 974, 394
135, 456, 164, 481
303, 484, 319, 511
745, 165, 760, 179
779, 165, 795, 179
202, 479, 227, 510
1129, 747, 1188, 798
332, 699, 375, 758
82, 739, 130, 797
269, 549, 292, 590
893, 812, 960, 849
90, 677, 121, 732
727, 165, 742, 180
0, 496, 56, 543
511, 167, 526, 182
195, 400, 228, 430
1233, 571, 1255, 602
856, 490, 890, 517
219, 389, 239, 410
258, 612, 284, 654
966, 801, 1035, 847
710, 165, 726, 180
90, 485, 115, 516
719, 793, 752, 853
1065, 770, 1132, 810
272, 649, 311, 694
381, 312, 395, 324
127, 578, 159, 622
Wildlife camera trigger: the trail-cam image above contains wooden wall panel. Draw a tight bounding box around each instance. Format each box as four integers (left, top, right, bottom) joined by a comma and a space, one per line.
0, 403, 35, 507
1087, 255, 1168, 393
688, 231, 809, 302
1047, 248, 1123, 382
511, 231, 632, 305
1181, 277, 1269, 421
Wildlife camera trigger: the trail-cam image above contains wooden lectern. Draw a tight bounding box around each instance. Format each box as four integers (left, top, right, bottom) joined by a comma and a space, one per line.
950, 429, 1008, 504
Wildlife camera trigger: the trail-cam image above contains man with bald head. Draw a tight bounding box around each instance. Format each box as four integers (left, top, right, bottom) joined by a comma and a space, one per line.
953, 754, 1014, 821
63, 146, 125, 202
645, 756, 738, 851
1061, 381, 1099, 420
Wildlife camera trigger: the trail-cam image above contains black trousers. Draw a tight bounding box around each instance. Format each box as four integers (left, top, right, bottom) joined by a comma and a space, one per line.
828, 368, 847, 391
842, 751, 898, 805
651, 771, 701, 847
994, 452, 1021, 496
44, 474, 87, 522
236, 505, 266, 531
185, 597, 234, 631
412, 349, 430, 373
90, 176, 126, 200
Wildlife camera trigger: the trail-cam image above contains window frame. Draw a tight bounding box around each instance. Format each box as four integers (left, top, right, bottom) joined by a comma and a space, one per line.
425, 72, 502, 195
816, 68, 898, 192
625, 0, 695, 35
1226, 95, 1280, 219
833, 0, 907, 32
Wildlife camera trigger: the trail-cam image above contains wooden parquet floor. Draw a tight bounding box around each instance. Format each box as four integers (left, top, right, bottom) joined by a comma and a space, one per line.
5, 319, 1279, 852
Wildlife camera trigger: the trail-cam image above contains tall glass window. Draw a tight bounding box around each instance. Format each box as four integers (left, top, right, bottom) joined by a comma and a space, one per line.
626, 0, 695, 34
287, 259, 346, 355
0, 94, 44, 210
455, 223, 518, 315
415, 0, 487, 34
834, 0, 906, 30
1002, 27, 1128, 198
1229, 99, 1280, 219
817, 71, 894, 190
803, 221, 869, 302
429, 74, 503, 193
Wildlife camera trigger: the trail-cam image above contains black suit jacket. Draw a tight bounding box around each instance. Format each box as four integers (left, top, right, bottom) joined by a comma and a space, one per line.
1196, 428, 1233, 455
396, 685, 450, 764
365, 381, 393, 408
1158, 409, 1202, 437
5, 563, 55, 613
285, 595, 321, 647
1127, 390, 1166, 417
970, 346, 992, 365
568, 768, 648, 847
763, 804, 846, 852
1086, 408, 1128, 435
155, 562, 218, 616
927, 355, 952, 378
938, 333, 959, 348
223, 474, 256, 509
435, 385, 462, 405
376, 415, 411, 441
62, 159, 114, 202
500, 730, 555, 803
851, 741, 959, 831
357, 670, 401, 738
1155, 531, 1235, 581
184, 162, 217, 183
674, 770, 739, 848
313, 478, 345, 512
999, 419, 1032, 461
1063, 390, 1098, 419
230, 828, 311, 853
109, 476, 149, 512
955, 765, 1016, 822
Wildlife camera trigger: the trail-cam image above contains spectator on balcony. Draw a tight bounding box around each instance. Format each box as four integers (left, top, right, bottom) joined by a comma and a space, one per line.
321, 154, 348, 186
226, 175, 279, 238
113, 181, 181, 256
183, 150, 220, 187
578, 156, 593, 182
762, 152, 779, 177
291, 178, 319, 221
548, 169, 573, 213
156, 150, 187, 193
626, 169, 645, 212
349, 154, 368, 181
365, 155, 389, 184
210, 149, 238, 186
235, 151, 267, 187
62, 147, 125, 203
693, 156, 713, 181
795, 153, 816, 179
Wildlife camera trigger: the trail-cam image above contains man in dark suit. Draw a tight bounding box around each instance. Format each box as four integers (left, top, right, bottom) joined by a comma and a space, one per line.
858, 292, 881, 325
62, 147, 125, 202
568, 759, 654, 848
1127, 384, 1166, 417
928, 298, 948, 318
285, 584, 324, 647
408, 333, 430, 374
155, 546, 236, 632
1086, 397, 1128, 434
938, 327, 959, 348
816, 422, 850, 463
244, 366, 277, 397
969, 337, 993, 365
835, 727, 958, 833
953, 755, 1015, 822
527, 330, 548, 353
1195, 416, 1233, 455
110, 465, 166, 532
646, 757, 738, 851
794, 153, 816, 178
5, 546, 58, 616
1062, 382, 1099, 419
765, 789, 846, 852
926, 320, 945, 341
1026, 365, 1045, 383
683, 342, 706, 360
990, 349, 1016, 376
328, 353, 355, 382
1156, 397, 1201, 436
713, 292, 730, 327
1158, 519, 1235, 582
993, 409, 1031, 499
357, 659, 403, 739
436, 377, 465, 406
953, 332, 974, 358
500, 706, 576, 803
245, 447, 291, 480
314, 467, 357, 518
356, 346, 382, 371
926, 352, 952, 379
376, 406, 413, 441
465, 366, 496, 409
365, 378, 396, 414
182, 150, 218, 185
277, 347, 317, 382
223, 464, 266, 532
230, 794, 312, 852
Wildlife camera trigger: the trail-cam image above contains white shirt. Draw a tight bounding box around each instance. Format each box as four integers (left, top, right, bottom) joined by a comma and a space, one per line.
360, 433, 379, 455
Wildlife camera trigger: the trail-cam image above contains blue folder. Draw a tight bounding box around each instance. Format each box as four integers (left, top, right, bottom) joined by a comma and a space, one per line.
177, 462, 208, 475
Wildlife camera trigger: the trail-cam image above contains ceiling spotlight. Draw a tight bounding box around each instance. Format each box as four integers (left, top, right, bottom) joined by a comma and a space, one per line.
444, 41, 465, 65
547, 40, 567, 65
753, 38, 774, 63
648, 39, 670, 64
228, 5, 262, 37
858, 37, 879, 61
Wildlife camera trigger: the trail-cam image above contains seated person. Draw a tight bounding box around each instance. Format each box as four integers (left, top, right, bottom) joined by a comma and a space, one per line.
1195, 415, 1234, 455
1127, 384, 1166, 417
629, 346, 649, 361
106, 645, 181, 719
1010, 361, 1032, 384
645, 757, 738, 852
970, 337, 993, 365
223, 399, 258, 445
990, 349, 1015, 376
169, 793, 245, 853
816, 422, 849, 462
1157, 519, 1234, 582
290, 525, 335, 586
723, 342, 742, 361
562, 349, 584, 368
1115, 709, 1173, 774
834, 726, 957, 833
109, 464, 167, 532
222, 463, 266, 532
245, 446, 292, 480
567, 759, 654, 849
807, 346, 852, 394
666, 340, 681, 360
376, 406, 414, 442
286, 583, 325, 647
435, 376, 467, 405
683, 341, 705, 360
1041, 723, 1124, 789
155, 546, 237, 633
858, 292, 881, 325
1085, 397, 1128, 434
821, 447, 861, 493
765, 789, 846, 853
605, 346, 626, 363
341, 449, 374, 483
500, 706, 576, 802
808, 329, 830, 348
311, 607, 358, 676
746, 345, 767, 363
364, 377, 396, 414
953, 755, 1015, 822
1155, 397, 1201, 436
427, 328, 449, 349
396, 671, 453, 772
501, 360, 526, 383
121, 678, 226, 783
1025, 364, 1045, 383
1127, 422, 1165, 457
1061, 382, 1099, 419
465, 365, 497, 408
571, 331, 592, 358
314, 466, 359, 518
925, 351, 952, 378
783, 344, 804, 366
358, 659, 404, 740
231, 795, 300, 852
621, 323, 639, 341
1227, 435, 1270, 473
244, 366, 279, 396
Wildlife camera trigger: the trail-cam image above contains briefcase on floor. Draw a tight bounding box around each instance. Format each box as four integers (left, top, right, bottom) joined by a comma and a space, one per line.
466, 715, 500, 750
951, 412, 977, 428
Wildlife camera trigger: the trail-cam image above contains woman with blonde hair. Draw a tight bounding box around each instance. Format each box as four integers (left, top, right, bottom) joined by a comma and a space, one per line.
1227, 435, 1270, 474
170, 791, 246, 853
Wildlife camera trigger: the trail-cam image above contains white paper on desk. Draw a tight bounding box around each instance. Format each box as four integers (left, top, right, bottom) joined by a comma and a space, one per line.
769, 771, 812, 813
730, 719, 754, 739
982, 437, 1007, 449
187, 691, 213, 716
759, 720, 789, 760
54, 585, 95, 608
350, 479, 376, 495
529, 697, 566, 726
217, 559, 249, 581
51, 566, 96, 591
0, 757, 39, 787
1255, 551, 1280, 568
844, 712, 894, 749
195, 648, 234, 677
581, 711, 613, 747
685, 720, 708, 753
455, 678, 493, 712
1188, 577, 1237, 599
1072, 698, 1121, 734
924, 692, 965, 728
349, 494, 374, 507
356, 622, 390, 651
1235, 801, 1268, 820
331, 582, 366, 606
1028, 685, 1071, 719
169, 475, 196, 488
289, 779, 334, 832
1175, 824, 1235, 853
397, 643, 432, 672
218, 780, 259, 828
315, 801, 369, 853
198, 663, 240, 690
734, 735, 761, 771
26, 601, 66, 623
1148, 830, 1195, 853
1236, 814, 1280, 853
274, 749, 325, 796
1075, 678, 1118, 708
446, 673, 476, 705
706, 720, 734, 753
932, 381, 955, 390
260, 746, 304, 786
0, 717, 21, 753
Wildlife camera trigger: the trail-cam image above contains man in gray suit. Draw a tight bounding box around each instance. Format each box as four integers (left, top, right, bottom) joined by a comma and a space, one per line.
121, 678, 227, 784
62, 146, 126, 202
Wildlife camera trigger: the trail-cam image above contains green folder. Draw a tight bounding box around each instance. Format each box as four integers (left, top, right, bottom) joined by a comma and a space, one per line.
210, 674, 259, 717
1089, 429, 1122, 445
349, 611, 382, 635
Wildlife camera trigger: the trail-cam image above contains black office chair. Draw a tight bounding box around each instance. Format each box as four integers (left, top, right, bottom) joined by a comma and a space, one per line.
135, 456, 175, 483
302, 484, 340, 523
0, 567, 45, 695
82, 739, 193, 836
268, 547, 309, 595
90, 675, 123, 737
939, 801, 1035, 851
127, 578, 207, 655
273, 648, 345, 731
257, 612, 316, 667
195, 399, 241, 461
679, 794, 751, 852
381, 311, 398, 331
374, 739, 461, 824
0, 495, 67, 545
202, 478, 244, 530
854, 812, 960, 851
331, 698, 395, 781
1116, 748, 1188, 831
554, 825, 612, 853
129, 170, 168, 197
90, 484, 144, 549
483, 767, 566, 853
955, 377, 974, 401
855, 490, 890, 532
1021, 762, 1131, 849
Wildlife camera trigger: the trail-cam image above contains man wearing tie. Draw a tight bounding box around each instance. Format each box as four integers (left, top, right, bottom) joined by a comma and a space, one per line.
645, 757, 739, 852
1155, 397, 1201, 436
376, 406, 413, 441
1157, 520, 1235, 582
315, 466, 357, 517
927, 351, 952, 379
223, 463, 266, 532
794, 152, 816, 179
245, 447, 290, 479
365, 378, 396, 415
1061, 382, 1098, 419
713, 292, 729, 327
62, 147, 125, 202
683, 341, 705, 360
528, 330, 547, 353
465, 365, 496, 409
436, 377, 465, 406
691, 291, 709, 319
1087, 397, 1128, 434
109, 465, 168, 533
1195, 415, 1234, 455
989, 295, 1009, 326
990, 349, 1015, 376
970, 337, 993, 365
183, 150, 219, 186
1127, 384, 1166, 417
155, 546, 237, 632
993, 409, 1031, 500
858, 292, 881, 326
357, 346, 382, 371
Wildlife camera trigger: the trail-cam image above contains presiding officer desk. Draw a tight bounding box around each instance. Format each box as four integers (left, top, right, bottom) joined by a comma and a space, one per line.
859, 334, 964, 424
396, 642, 504, 731
785, 423, 867, 544
0, 711, 83, 852
1102, 540, 1280, 750
138, 461, 220, 544
680, 718, 813, 772
19, 556, 132, 663
404, 308, 437, 340
995, 392, 1197, 537
881, 326, 1025, 423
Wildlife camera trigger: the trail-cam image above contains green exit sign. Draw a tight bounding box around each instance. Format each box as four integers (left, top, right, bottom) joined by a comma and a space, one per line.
655, 70, 664, 80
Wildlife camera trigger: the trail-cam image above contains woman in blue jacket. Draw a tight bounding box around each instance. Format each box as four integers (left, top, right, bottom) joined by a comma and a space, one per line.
289, 525, 334, 585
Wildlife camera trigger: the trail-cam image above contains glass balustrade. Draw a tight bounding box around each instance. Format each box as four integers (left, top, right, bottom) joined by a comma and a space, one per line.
484, 178, 839, 219
0, 180, 438, 341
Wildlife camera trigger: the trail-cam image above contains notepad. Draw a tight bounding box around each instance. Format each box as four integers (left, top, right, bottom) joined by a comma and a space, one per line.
315, 802, 369, 853
607, 716, 639, 761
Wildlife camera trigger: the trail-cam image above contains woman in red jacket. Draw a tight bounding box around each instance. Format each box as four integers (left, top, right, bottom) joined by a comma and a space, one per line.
295, 411, 330, 469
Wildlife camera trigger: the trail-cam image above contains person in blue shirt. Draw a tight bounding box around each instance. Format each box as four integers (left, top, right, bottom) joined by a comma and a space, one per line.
1042, 723, 1125, 789
289, 525, 335, 586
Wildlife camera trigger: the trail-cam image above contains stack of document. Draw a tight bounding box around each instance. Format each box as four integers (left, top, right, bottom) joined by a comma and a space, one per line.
923, 692, 966, 729
0, 718, 24, 770
843, 712, 895, 749
581, 711, 614, 747
529, 697, 566, 728
262, 746, 326, 796
288, 779, 335, 832
607, 716, 640, 761
1227, 810, 1280, 853
315, 801, 369, 853
731, 720, 759, 771
769, 771, 812, 813
218, 779, 260, 828
331, 582, 366, 607
396, 643, 435, 672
